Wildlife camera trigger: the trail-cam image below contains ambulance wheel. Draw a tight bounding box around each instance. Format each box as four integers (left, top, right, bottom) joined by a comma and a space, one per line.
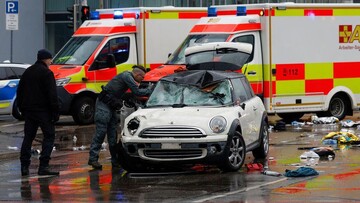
72, 97, 95, 125
277, 113, 304, 123
12, 99, 24, 120
322, 95, 349, 120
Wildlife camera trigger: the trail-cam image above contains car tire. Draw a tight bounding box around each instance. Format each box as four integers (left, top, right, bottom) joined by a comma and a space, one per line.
218, 131, 246, 172
252, 119, 269, 159
12, 99, 24, 120
71, 96, 95, 125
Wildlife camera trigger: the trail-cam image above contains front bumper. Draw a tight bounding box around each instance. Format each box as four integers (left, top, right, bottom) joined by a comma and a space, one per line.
122, 141, 227, 164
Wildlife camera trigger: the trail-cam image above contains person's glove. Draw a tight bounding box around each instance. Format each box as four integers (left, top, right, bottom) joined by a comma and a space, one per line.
52, 112, 60, 123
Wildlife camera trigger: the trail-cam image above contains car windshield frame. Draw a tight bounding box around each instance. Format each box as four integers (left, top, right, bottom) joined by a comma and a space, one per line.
146, 80, 233, 108
165, 34, 230, 65
52, 36, 104, 65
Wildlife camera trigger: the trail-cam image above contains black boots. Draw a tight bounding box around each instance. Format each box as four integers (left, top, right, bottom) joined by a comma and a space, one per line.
21, 166, 29, 176
38, 167, 60, 176
88, 161, 103, 170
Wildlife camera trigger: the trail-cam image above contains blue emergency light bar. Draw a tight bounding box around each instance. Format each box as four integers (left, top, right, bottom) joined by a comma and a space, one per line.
90, 11, 100, 20
237, 6, 247, 16
207, 7, 217, 17
114, 10, 124, 19
207, 6, 247, 17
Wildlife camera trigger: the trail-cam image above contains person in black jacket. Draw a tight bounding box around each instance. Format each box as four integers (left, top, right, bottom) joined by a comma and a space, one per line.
17, 49, 60, 176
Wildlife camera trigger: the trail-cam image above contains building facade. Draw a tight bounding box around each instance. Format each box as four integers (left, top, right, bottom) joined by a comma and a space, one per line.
0, 0, 357, 64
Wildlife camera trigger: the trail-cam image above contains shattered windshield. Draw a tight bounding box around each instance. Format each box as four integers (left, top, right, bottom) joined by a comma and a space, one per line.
146, 80, 233, 107
52, 36, 104, 65
166, 34, 229, 65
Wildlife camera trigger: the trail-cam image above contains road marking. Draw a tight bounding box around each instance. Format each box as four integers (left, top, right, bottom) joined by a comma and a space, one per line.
193, 177, 288, 203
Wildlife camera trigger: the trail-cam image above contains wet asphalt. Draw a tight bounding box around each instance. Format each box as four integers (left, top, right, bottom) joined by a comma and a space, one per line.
1, 114, 360, 202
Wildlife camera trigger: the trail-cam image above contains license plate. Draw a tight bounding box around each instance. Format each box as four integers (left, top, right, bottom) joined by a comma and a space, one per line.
161, 143, 181, 149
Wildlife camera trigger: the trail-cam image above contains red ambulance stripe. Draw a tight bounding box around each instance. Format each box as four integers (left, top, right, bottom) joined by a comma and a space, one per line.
334, 62, 360, 78
100, 13, 114, 19
75, 26, 136, 35
217, 10, 236, 16
190, 23, 261, 33
305, 79, 333, 94
304, 9, 333, 16
263, 81, 276, 98
178, 12, 207, 19
65, 84, 86, 94
275, 64, 305, 80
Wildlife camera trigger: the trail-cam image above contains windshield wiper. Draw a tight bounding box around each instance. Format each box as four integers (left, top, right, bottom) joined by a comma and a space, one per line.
172, 104, 187, 108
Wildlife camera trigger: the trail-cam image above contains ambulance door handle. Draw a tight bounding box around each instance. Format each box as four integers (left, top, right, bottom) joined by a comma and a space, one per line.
253, 106, 257, 111
247, 71, 256, 75
82, 77, 88, 82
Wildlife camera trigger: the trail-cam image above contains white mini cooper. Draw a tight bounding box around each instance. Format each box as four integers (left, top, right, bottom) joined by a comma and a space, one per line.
118, 68, 269, 172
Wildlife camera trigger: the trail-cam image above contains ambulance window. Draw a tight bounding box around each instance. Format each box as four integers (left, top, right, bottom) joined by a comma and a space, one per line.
232, 35, 254, 62
94, 37, 130, 69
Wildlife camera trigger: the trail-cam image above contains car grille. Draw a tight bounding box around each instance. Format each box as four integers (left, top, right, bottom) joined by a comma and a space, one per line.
140, 149, 205, 160
140, 126, 206, 138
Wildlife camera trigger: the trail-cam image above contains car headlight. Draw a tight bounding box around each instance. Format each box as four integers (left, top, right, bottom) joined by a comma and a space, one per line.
127, 117, 140, 135
56, 78, 71, 86
209, 116, 227, 133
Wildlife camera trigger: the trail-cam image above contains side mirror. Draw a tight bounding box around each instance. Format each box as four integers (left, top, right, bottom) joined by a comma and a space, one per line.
107, 54, 116, 67
168, 53, 172, 58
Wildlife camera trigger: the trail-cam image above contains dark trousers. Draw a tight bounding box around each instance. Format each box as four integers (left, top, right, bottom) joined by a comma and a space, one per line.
20, 111, 55, 169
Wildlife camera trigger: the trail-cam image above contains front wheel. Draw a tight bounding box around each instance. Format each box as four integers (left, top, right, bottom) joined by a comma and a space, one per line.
218, 131, 246, 172
71, 97, 95, 125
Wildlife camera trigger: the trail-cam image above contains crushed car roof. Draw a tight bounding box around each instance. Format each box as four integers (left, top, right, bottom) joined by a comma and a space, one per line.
160, 69, 245, 88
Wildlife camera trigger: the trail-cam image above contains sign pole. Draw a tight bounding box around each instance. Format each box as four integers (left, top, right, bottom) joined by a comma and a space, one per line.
10, 30, 13, 62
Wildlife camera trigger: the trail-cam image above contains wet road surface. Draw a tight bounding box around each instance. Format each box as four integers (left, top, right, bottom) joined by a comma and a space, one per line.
1, 114, 360, 202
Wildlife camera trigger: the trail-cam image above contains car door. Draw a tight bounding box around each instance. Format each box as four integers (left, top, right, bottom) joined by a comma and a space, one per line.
0, 67, 19, 114
231, 77, 258, 143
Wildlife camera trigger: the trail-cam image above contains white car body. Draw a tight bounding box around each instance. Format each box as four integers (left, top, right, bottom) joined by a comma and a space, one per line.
119, 70, 269, 172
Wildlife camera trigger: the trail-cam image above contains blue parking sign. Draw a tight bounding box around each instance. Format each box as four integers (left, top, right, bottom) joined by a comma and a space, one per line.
6, 1, 18, 14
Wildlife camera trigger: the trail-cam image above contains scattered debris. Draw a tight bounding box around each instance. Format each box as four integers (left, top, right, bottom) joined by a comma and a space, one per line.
311, 115, 339, 124
321, 131, 360, 144
262, 170, 282, 177
245, 163, 263, 172
284, 167, 319, 177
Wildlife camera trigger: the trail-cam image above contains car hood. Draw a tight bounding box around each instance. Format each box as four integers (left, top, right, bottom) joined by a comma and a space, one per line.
125, 106, 237, 134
